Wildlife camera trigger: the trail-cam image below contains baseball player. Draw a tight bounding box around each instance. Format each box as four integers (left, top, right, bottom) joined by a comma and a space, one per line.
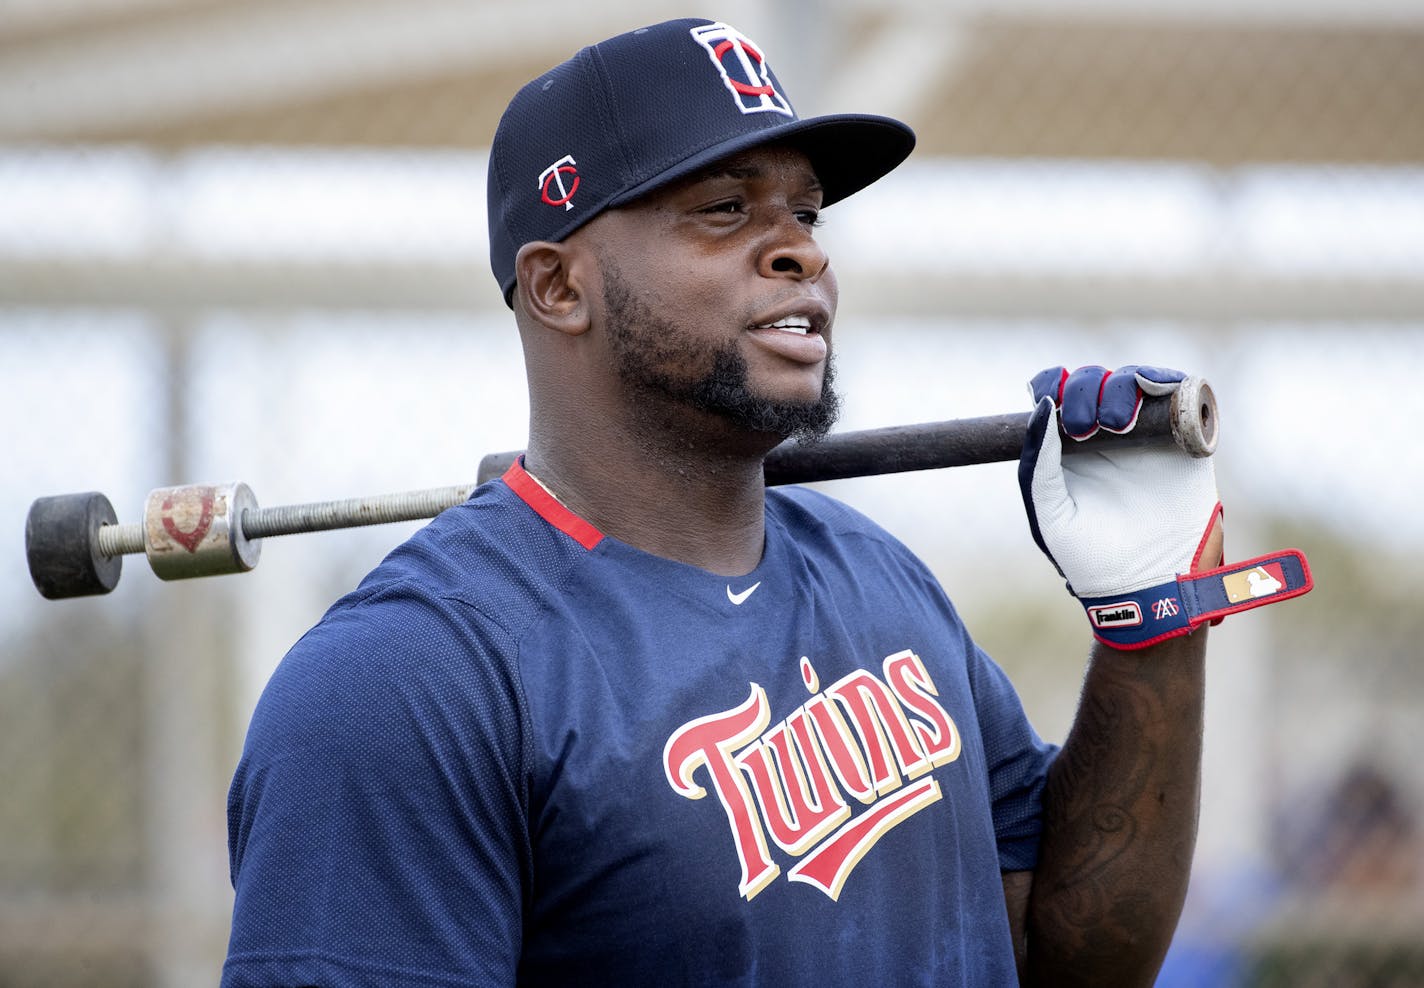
223, 18, 1309, 986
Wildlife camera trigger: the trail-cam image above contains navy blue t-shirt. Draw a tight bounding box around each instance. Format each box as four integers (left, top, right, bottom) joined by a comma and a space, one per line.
224, 461, 1057, 986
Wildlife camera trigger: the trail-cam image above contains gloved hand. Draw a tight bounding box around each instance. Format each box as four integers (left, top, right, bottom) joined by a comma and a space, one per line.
1019, 365, 1239, 649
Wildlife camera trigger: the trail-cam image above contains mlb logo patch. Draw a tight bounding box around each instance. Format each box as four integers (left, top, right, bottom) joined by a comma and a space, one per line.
1223, 562, 1287, 603
689, 22, 794, 117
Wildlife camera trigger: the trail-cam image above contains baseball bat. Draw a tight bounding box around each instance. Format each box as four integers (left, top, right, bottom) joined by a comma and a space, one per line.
25, 378, 1215, 598
475, 375, 1217, 485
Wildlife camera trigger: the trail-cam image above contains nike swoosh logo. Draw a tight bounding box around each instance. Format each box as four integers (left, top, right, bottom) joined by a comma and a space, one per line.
726, 581, 762, 605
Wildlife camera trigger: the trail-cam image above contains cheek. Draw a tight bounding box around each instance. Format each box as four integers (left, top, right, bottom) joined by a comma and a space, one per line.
657, 252, 740, 309
639, 260, 748, 339
609, 242, 711, 308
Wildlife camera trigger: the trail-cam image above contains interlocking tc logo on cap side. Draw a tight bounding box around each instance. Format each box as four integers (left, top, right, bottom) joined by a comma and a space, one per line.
690, 22, 793, 117
539, 155, 579, 211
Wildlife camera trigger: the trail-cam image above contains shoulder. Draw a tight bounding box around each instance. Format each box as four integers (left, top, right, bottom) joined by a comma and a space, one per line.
239, 478, 579, 766
767, 484, 884, 536
238, 581, 528, 788
767, 485, 940, 583
766, 485, 916, 556
333, 478, 585, 636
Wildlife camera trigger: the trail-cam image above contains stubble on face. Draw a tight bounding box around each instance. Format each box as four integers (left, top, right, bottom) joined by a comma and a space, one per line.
600, 260, 841, 444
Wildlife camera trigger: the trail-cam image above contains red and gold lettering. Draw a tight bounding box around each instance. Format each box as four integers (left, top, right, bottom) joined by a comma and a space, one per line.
736, 709, 851, 856
663, 684, 779, 899
825, 669, 933, 793
883, 650, 962, 768
804, 694, 876, 805
787, 777, 943, 901
664, 650, 965, 902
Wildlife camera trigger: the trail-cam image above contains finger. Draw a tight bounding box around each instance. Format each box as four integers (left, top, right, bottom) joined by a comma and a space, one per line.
1133, 365, 1186, 397
1028, 366, 1068, 407
1018, 396, 1072, 575
1060, 365, 1110, 440
1098, 366, 1144, 434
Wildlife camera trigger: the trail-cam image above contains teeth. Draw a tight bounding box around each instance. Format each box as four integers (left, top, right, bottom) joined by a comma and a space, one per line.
756, 316, 813, 335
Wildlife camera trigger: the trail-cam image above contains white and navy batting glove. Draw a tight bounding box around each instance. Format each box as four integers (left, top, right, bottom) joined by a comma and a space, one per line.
1019, 365, 1312, 649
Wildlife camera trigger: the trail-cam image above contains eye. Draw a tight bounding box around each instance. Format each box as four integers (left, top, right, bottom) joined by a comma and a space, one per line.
796, 208, 824, 228
700, 199, 744, 216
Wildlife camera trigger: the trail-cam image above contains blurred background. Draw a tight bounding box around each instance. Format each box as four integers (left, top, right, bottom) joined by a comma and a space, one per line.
1, 0, 1421, 984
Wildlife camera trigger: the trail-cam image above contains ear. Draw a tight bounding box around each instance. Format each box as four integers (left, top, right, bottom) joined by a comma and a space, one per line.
514, 241, 592, 337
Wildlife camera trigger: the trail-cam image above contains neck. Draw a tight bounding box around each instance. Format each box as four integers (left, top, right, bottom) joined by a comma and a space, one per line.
523, 409, 779, 576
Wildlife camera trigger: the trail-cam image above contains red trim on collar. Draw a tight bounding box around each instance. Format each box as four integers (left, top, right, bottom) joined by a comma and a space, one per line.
502, 458, 603, 551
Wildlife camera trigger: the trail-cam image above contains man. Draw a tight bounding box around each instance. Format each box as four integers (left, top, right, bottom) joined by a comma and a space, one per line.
224, 18, 1310, 987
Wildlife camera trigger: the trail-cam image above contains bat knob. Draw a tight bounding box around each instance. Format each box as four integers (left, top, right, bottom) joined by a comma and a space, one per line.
1171, 376, 1218, 458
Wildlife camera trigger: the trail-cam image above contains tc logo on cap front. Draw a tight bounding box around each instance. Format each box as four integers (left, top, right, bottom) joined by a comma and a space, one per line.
690, 22, 793, 117
539, 155, 579, 211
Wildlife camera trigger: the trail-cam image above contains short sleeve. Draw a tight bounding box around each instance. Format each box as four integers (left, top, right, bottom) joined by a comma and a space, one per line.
223, 587, 531, 988
966, 645, 1060, 873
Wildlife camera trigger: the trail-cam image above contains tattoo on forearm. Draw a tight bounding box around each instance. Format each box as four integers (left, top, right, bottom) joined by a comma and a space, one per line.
1034, 666, 1176, 972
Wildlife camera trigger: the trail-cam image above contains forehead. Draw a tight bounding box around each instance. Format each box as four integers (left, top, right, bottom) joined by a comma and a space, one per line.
645, 145, 822, 203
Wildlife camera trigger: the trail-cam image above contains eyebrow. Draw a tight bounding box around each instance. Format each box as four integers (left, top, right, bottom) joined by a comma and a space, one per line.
699, 164, 762, 181
689, 161, 824, 192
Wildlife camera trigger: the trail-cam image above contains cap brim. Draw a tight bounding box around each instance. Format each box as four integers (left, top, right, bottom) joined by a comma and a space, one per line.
608, 113, 915, 210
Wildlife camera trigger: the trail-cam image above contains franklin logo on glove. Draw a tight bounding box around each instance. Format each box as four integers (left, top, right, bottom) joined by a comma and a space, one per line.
1019, 364, 1313, 649
1089, 603, 1144, 629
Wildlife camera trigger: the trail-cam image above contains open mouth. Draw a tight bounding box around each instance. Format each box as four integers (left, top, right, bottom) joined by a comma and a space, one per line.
752, 315, 815, 336
746, 310, 827, 366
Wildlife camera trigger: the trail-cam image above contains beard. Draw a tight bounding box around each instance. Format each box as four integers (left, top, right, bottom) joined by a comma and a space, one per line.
602, 263, 841, 444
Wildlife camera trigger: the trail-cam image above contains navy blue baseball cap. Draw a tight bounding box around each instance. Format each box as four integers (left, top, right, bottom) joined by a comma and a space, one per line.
487, 17, 916, 306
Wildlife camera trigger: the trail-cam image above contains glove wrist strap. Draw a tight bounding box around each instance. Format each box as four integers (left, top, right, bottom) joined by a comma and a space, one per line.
1081, 549, 1313, 650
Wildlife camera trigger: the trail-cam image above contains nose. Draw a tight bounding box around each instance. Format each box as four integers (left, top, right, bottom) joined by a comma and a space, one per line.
758, 213, 830, 282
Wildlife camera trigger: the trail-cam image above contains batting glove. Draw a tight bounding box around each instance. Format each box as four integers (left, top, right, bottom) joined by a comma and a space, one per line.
1019, 365, 1312, 649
